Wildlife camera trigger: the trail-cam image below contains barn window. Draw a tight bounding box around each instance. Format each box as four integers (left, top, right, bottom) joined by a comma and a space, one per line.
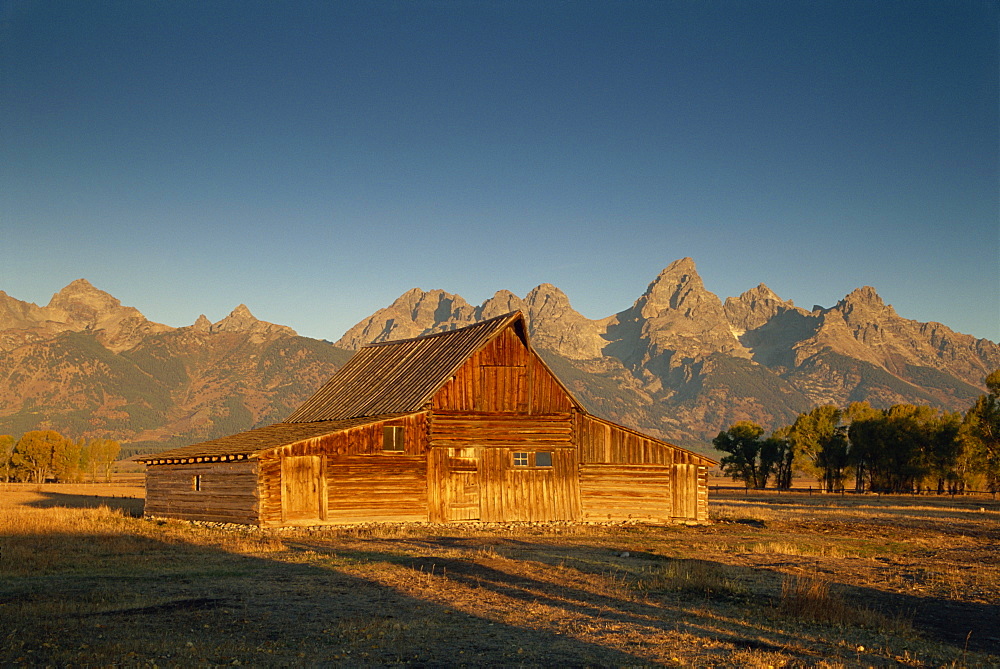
193, 475, 202, 491
512, 452, 553, 467
382, 426, 405, 452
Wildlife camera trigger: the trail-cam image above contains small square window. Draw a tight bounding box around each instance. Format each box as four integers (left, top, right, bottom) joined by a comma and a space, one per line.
534, 451, 553, 467
513, 452, 530, 467
383, 426, 404, 452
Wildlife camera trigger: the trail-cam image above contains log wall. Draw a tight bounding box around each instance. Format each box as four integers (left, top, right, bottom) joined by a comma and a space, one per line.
575, 414, 712, 521
254, 413, 429, 526
427, 412, 578, 522
144, 461, 260, 524
431, 328, 575, 414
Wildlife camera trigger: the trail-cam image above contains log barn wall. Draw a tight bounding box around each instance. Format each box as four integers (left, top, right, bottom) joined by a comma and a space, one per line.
576, 414, 711, 521
425, 327, 581, 523
431, 327, 575, 414
144, 461, 260, 524
256, 413, 429, 526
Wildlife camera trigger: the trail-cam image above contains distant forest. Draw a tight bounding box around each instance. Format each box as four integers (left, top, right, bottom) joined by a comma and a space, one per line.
714, 370, 1000, 494
0, 431, 119, 483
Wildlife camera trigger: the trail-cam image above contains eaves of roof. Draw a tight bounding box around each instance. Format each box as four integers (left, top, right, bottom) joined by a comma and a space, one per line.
136, 414, 413, 464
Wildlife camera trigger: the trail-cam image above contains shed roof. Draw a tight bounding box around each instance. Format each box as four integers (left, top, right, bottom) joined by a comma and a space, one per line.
285, 311, 557, 422
136, 414, 409, 464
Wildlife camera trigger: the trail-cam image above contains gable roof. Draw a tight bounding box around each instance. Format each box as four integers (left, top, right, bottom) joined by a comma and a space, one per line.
285, 311, 574, 422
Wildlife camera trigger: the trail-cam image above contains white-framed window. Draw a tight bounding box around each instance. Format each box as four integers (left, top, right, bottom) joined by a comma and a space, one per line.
512, 451, 553, 467
383, 426, 405, 452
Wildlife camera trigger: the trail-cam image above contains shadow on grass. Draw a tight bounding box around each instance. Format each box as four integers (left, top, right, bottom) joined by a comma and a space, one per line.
24, 492, 144, 517
296, 534, 1000, 657
0, 530, 649, 666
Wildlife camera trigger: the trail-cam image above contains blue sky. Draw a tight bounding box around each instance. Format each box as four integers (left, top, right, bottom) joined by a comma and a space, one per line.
2, 0, 997, 342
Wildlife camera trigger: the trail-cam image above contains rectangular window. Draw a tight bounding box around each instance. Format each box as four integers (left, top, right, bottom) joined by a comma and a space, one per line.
193, 475, 202, 491
512, 452, 553, 467
382, 426, 405, 452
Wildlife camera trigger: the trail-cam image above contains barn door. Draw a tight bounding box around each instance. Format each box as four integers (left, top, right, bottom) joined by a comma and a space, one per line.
671, 464, 697, 519
282, 455, 326, 523
444, 448, 480, 520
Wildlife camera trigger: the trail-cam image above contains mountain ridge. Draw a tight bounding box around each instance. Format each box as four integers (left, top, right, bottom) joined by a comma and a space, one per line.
0, 261, 996, 454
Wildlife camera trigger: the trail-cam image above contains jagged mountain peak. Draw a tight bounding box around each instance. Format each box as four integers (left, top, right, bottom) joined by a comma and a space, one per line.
212, 304, 257, 330
191, 314, 212, 331
724, 283, 802, 335
211, 304, 296, 338
834, 286, 900, 328
479, 290, 525, 319
636, 257, 714, 318
48, 279, 124, 316
839, 286, 887, 309
744, 283, 782, 303
525, 283, 573, 311
334, 288, 476, 349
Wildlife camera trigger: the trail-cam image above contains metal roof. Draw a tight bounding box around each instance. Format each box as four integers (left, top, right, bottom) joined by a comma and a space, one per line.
285, 311, 529, 422
136, 415, 404, 463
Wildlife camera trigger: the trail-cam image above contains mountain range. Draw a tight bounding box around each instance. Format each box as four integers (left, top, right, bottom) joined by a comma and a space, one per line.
1, 258, 996, 456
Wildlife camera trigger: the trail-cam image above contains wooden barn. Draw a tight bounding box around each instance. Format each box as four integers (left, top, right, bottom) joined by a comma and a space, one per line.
139, 312, 716, 526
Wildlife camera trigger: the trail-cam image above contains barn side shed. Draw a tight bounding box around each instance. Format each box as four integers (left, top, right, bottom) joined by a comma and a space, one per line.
140, 312, 716, 526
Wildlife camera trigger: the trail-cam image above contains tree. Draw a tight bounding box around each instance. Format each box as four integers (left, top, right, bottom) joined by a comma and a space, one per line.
850, 404, 940, 493
816, 427, 850, 492
964, 369, 1000, 492
52, 436, 83, 482
845, 402, 880, 492
713, 421, 775, 489
789, 405, 847, 491
766, 426, 794, 490
926, 412, 963, 494
86, 438, 121, 482
11, 430, 72, 484
0, 435, 15, 483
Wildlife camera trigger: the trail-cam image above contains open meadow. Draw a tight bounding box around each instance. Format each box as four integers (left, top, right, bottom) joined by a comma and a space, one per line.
1, 480, 998, 667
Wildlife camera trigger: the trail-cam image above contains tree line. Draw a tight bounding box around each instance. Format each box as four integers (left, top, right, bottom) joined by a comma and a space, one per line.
713, 370, 1000, 494
0, 430, 121, 484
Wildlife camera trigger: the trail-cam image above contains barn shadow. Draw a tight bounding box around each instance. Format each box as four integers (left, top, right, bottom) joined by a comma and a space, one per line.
22, 491, 145, 517
0, 529, 651, 666
287, 535, 1000, 657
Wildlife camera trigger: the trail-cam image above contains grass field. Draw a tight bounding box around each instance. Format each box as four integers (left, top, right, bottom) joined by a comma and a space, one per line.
1, 480, 998, 666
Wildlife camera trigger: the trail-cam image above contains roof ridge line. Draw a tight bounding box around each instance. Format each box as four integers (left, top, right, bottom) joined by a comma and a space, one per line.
361, 311, 522, 348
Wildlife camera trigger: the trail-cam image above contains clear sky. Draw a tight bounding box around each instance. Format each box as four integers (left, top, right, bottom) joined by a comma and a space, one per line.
2, 0, 998, 342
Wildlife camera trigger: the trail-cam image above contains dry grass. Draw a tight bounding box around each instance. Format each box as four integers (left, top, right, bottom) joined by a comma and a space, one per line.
1, 485, 998, 666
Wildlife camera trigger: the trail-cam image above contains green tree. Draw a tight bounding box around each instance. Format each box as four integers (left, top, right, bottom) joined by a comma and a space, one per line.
926, 411, 963, 494
713, 421, 775, 489
815, 427, 850, 492
11, 430, 72, 484
851, 404, 940, 493
789, 405, 846, 491
964, 369, 1000, 492
766, 425, 794, 490
845, 401, 880, 491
